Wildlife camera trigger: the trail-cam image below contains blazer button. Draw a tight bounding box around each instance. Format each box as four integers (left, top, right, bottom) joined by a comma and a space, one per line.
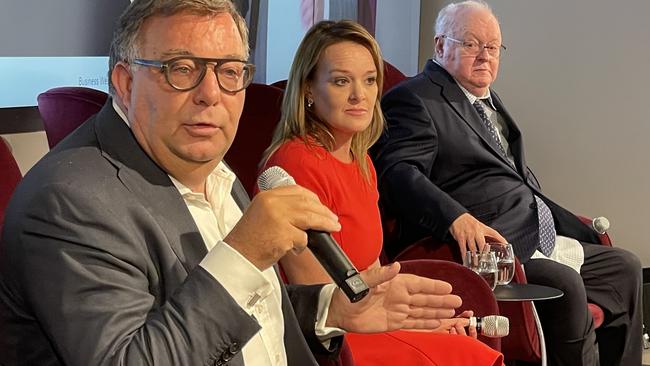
229, 342, 240, 354
221, 351, 233, 362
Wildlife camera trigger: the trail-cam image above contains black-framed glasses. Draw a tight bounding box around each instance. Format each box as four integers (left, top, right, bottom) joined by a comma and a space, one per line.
440, 35, 506, 58
133, 56, 255, 93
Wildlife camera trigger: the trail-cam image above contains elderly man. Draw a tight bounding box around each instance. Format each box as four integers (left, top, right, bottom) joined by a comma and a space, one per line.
0, 1, 461, 365
371, 1, 642, 365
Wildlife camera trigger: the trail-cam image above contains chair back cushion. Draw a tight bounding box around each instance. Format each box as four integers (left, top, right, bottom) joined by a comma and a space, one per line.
382, 61, 407, 94
270, 79, 288, 90
225, 83, 284, 196
37, 87, 108, 148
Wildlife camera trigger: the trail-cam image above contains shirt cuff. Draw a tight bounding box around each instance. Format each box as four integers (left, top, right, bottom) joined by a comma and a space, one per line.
200, 241, 273, 309
315, 283, 346, 348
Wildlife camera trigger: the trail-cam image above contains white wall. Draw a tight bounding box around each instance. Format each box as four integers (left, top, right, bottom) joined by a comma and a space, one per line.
375, 0, 421, 76
265, 0, 306, 84
1, 132, 49, 175
419, 0, 650, 265
493, 0, 650, 266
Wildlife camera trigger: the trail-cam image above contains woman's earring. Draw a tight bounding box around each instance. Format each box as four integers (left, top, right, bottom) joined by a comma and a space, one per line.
307, 97, 314, 108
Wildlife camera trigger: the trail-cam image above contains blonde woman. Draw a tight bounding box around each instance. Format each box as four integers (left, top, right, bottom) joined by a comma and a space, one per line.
260, 20, 504, 366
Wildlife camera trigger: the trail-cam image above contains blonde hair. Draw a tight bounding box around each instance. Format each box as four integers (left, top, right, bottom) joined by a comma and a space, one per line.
108, 0, 249, 95
262, 20, 385, 180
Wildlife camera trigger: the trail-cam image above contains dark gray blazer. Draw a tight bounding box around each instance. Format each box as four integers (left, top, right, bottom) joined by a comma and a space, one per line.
372, 60, 598, 261
0, 101, 337, 365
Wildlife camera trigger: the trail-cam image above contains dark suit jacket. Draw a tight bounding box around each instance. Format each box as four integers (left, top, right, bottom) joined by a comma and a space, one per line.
372, 60, 599, 260
0, 102, 338, 365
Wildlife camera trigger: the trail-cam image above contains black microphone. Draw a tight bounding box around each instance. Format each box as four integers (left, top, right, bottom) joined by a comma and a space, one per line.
257, 166, 370, 303
468, 315, 509, 338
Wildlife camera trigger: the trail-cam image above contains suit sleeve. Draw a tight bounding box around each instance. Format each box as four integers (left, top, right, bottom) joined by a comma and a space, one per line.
5, 181, 260, 366
372, 86, 468, 240
285, 284, 343, 357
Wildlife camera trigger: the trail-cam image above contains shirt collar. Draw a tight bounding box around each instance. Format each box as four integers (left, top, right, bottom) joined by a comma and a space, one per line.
169, 162, 236, 200
112, 98, 130, 127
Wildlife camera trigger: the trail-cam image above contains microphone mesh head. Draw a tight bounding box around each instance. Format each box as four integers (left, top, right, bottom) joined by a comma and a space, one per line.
257, 166, 296, 191
481, 315, 509, 338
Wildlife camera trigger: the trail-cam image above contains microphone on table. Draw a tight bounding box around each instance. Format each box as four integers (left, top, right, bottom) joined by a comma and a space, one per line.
468, 315, 510, 338
257, 166, 370, 303
591, 216, 610, 234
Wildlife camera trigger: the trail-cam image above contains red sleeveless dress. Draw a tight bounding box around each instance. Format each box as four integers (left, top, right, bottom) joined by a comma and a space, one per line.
265, 139, 504, 366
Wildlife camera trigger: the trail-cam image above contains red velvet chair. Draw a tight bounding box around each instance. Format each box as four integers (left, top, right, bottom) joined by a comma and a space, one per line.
37, 86, 108, 148
382, 60, 407, 93
399, 259, 501, 351
224, 83, 284, 195
0, 138, 22, 235
270, 79, 288, 90
392, 218, 612, 364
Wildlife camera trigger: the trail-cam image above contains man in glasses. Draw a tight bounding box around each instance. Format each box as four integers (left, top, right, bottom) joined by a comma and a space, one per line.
0, 1, 462, 365
371, 1, 642, 365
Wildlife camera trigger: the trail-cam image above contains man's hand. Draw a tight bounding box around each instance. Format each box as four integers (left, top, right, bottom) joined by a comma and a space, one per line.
449, 213, 507, 256
225, 185, 340, 270
326, 262, 462, 333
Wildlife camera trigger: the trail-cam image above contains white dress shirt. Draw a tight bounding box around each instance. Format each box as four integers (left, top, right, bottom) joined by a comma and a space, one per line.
112, 101, 341, 365
171, 166, 289, 365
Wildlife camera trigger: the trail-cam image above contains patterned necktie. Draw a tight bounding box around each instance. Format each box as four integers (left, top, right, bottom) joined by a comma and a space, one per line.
473, 100, 506, 155
473, 99, 556, 256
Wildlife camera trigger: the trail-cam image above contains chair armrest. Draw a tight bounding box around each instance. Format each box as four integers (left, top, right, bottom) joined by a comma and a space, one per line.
394, 236, 462, 263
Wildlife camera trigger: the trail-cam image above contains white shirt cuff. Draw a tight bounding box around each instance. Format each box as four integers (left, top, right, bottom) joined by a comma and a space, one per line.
200, 241, 273, 309
315, 283, 346, 347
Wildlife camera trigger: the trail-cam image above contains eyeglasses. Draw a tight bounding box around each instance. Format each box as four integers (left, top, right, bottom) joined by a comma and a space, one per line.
440, 35, 506, 58
132, 56, 256, 93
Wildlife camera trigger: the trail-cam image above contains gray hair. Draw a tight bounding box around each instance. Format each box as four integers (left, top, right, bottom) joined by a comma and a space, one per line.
108, 0, 249, 95
434, 0, 494, 37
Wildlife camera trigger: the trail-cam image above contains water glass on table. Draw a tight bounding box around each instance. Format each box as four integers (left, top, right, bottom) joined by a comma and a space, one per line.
463, 248, 498, 290
487, 242, 515, 286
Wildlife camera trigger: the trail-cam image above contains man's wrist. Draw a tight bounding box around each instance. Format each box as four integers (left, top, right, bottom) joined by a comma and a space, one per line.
325, 287, 346, 329
316, 284, 346, 344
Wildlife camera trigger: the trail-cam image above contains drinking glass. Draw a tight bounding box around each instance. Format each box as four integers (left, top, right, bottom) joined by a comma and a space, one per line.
488, 243, 515, 285
463, 250, 498, 290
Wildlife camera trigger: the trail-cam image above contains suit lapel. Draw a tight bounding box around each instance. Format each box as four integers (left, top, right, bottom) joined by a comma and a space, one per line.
228, 172, 251, 209
490, 93, 528, 176
424, 61, 518, 172
93, 101, 208, 273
